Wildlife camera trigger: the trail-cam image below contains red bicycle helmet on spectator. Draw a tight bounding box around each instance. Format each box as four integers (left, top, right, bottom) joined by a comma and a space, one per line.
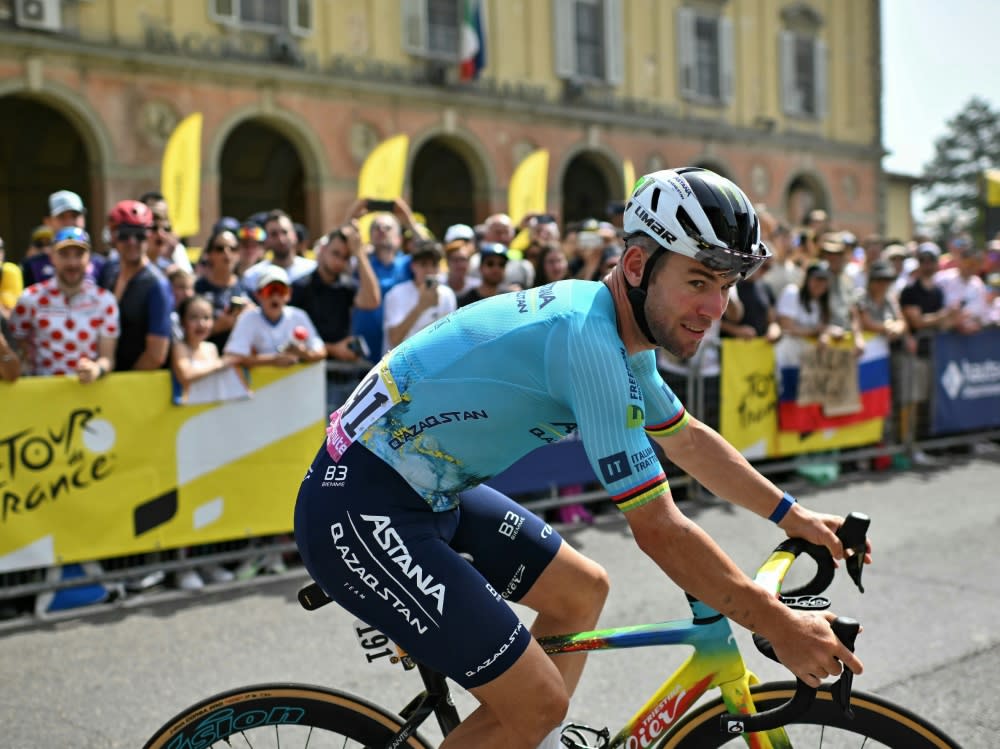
108, 199, 153, 228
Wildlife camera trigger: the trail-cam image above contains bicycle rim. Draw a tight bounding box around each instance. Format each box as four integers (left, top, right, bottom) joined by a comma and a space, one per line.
659, 681, 961, 749
143, 683, 434, 749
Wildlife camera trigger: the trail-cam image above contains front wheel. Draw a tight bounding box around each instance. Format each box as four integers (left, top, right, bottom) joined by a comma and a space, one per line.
660, 681, 960, 748
143, 683, 434, 749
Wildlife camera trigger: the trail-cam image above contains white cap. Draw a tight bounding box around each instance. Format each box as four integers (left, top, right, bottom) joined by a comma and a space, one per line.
255, 264, 290, 290
443, 224, 475, 244
49, 190, 85, 217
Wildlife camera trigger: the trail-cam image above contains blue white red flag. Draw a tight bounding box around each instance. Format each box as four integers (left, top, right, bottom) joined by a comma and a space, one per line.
460, 0, 486, 81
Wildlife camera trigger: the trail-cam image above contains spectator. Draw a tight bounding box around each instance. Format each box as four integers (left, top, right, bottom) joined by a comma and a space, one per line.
8, 227, 118, 382
224, 265, 326, 369
293, 222, 311, 256
851, 233, 886, 290
291, 222, 380, 409
235, 221, 266, 277
24, 225, 53, 261
167, 267, 195, 339
383, 240, 456, 352
818, 234, 865, 355
242, 209, 317, 290
775, 260, 842, 347
721, 258, 782, 344
857, 260, 910, 344
194, 228, 251, 351
23, 190, 105, 287
458, 243, 509, 307
934, 243, 992, 334
473, 212, 535, 289
1, 316, 21, 382
598, 244, 623, 276
898, 242, 959, 464
171, 294, 248, 403
100, 200, 173, 371
1, 233, 24, 318
141, 191, 193, 274
346, 200, 415, 357
441, 224, 479, 296
534, 242, 571, 286
881, 243, 911, 297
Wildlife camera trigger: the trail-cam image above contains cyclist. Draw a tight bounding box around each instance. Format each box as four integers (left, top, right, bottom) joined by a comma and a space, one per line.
294, 167, 871, 749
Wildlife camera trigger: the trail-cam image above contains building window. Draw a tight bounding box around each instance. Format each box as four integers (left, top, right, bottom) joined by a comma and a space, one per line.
677, 6, 733, 105
781, 31, 827, 118
553, 0, 624, 85
403, 0, 463, 61
209, 0, 313, 36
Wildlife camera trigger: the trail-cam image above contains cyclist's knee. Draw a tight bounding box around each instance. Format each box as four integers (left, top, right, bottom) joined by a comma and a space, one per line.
517, 684, 568, 746
562, 556, 610, 617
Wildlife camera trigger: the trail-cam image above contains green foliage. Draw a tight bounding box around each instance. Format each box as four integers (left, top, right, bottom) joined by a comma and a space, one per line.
920, 96, 1000, 242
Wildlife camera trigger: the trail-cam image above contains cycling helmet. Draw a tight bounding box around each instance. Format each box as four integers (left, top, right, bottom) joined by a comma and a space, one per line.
108, 199, 153, 228
621, 167, 771, 344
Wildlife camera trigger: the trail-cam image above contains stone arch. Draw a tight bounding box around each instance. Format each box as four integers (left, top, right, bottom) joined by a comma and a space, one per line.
782, 170, 831, 227
555, 144, 622, 224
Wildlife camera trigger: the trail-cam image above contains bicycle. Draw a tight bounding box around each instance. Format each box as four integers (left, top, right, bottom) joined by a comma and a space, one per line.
143, 512, 960, 748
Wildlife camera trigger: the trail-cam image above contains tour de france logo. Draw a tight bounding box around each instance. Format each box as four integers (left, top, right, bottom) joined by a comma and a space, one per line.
1, 406, 117, 525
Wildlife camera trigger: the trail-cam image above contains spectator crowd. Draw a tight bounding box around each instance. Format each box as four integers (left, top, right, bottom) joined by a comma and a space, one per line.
3, 187, 1000, 612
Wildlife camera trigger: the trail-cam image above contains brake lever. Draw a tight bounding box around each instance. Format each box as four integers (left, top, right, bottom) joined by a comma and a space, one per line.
835, 512, 870, 593
830, 616, 860, 718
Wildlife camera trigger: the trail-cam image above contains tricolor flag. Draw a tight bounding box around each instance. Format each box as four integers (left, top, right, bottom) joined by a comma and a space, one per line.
776, 335, 892, 434
459, 0, 486, 81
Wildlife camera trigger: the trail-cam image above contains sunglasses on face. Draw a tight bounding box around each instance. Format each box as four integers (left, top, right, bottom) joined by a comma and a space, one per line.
258, 282, 289, 299
117, 227, 149, 242
209, 243, 236, 253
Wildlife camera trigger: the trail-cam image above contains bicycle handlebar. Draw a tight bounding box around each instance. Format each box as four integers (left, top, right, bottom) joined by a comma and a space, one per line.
718, 511, 870, 736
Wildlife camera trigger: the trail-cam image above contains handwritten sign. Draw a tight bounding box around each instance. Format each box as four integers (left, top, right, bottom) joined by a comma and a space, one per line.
797, 346, 862, 417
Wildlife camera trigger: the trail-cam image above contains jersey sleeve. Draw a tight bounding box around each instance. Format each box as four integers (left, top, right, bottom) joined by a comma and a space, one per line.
628, 349, 689, 438
552, 316, 670, 514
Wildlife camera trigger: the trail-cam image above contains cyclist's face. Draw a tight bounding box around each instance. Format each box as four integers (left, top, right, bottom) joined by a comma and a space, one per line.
644, 253, 733, 358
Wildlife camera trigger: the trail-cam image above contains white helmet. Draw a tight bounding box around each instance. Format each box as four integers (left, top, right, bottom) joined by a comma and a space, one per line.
623, 167, 770, 279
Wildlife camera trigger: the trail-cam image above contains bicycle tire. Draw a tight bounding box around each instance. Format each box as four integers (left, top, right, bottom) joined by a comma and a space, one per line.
143, 682, 435, 749
660, 681, 961, 748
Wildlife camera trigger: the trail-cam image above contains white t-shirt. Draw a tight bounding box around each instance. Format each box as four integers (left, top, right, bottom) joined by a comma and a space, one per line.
776, 283, 823, 329
224, 305, 324, 357
934, 268, 991, 323
242, 257, 318, 289
382, 280, 457, 354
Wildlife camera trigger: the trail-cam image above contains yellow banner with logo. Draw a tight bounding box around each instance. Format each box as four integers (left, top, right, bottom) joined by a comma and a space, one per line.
719, 338, 883, 459
161, 112, 203, 239
0, 364, 326, 574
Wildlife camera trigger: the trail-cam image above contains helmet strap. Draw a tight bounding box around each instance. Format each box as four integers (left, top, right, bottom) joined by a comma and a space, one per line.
624, 247, 668, 345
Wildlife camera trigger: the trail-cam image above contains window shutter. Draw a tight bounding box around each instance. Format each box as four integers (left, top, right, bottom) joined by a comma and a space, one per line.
676, 6, 695, 98
402, 0, 428, 55
290, 0, 313, 35
603, 0, 624, 85
814, 38, 828, 119
779, 30, 797, 115
719, 15, 734, 104
553, 0, 576, 79
209, 0, 238, 25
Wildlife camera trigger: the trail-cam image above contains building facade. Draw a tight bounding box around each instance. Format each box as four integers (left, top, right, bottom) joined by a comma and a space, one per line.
0, 0, 883, 256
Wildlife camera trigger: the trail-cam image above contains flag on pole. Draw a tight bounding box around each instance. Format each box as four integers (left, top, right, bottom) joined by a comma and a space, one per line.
459, 0, 486, 81
160, 112, 202, 239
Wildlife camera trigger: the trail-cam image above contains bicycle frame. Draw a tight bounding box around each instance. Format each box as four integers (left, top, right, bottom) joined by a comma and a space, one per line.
535, 594, 790, 749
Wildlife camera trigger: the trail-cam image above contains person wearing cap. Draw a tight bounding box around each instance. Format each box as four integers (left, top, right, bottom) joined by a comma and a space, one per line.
818, 233, 865, 355
458, 242, 509, 308
472, 212, 536, 289
140, 190, 193, 275
442, 224, 479, 296
934, 241, 991, 334
24, 225, 53, 260
242, 209, 317, 291
382, 240, 456, 353
224, 264, 325, 369
23, 191, 107, 288
8, 227, 118, 382
235, 220, 267, 277
99, 199, 173, 371
46, 189, 86, 232
0, 233, 24, 319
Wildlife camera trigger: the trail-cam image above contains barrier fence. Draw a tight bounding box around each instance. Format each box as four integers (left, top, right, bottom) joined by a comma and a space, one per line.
2, 329, 999, 609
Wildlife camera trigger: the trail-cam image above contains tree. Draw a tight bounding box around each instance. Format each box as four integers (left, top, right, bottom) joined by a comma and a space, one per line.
919, 96, 1000, 242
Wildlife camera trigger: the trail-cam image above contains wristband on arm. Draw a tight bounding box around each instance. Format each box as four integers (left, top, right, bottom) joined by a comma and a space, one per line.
768, 491, 796, 524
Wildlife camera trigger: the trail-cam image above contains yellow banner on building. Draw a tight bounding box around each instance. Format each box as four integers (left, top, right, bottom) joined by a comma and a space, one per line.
0, 364, 326, 574
508, 149, 549, 227
357, 133, 410, 242
623, 158, 636, 196
719, 338, 883, 459
161, 112, 203, 238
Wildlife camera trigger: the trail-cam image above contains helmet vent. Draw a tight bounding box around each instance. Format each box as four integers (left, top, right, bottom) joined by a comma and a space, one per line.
650, 187, 661, 213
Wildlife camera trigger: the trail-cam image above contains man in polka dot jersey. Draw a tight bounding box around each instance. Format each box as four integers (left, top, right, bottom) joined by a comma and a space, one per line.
9, 227, 119, 383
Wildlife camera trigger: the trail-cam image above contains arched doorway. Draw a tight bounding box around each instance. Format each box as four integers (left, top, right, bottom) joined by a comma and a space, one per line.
0, 95, 91, 261
219, 120, 306, 225
410, 138, 476, 239
785, 173, 828, 226
561, 153, 615, 225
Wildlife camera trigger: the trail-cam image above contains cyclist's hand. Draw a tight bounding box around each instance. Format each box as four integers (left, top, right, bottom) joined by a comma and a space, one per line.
779, 506, 872, 565
770, 611, 864, 688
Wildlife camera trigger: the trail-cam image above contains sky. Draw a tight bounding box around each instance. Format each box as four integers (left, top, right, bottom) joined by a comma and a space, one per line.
881, 0, 999, 181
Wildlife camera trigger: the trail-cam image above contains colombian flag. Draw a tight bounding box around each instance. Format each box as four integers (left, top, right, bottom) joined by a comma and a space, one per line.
460, 0, 486, 81
777, 336, 892, 433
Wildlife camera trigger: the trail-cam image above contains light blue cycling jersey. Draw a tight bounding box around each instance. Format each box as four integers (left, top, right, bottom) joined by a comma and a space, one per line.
325, 280, 690, 512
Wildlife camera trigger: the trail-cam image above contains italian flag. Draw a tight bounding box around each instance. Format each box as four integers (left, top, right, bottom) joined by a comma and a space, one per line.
459, 0, 486, 81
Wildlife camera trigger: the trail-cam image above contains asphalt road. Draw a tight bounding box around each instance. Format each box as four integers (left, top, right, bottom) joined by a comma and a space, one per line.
1, 453, 997, 748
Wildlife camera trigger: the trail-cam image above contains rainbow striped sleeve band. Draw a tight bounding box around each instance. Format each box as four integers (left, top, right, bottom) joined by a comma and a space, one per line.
644, 408, 690, 438
611, 474, 670, 513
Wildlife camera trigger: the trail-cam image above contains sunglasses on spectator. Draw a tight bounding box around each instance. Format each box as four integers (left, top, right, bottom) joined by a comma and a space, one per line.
117, 227, 149, 242
258, 282, 289, 299
209, 243, 237, 253
155, 223, 172, 233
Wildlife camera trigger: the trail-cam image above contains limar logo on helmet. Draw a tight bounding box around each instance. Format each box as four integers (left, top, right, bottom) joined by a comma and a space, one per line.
634, 204, 679, 245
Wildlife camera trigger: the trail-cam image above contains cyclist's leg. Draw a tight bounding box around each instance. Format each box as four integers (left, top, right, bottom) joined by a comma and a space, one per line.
294, 443, 567, 748
450, 484, 611, 695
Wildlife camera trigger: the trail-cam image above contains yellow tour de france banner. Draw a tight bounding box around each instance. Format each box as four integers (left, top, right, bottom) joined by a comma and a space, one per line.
160, 112, 203, 239
508, 148, 549, 252
357, 133, 410, 243
719, 338, 883, 460
623, 158, 636, 196
0, 363, 326, 574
